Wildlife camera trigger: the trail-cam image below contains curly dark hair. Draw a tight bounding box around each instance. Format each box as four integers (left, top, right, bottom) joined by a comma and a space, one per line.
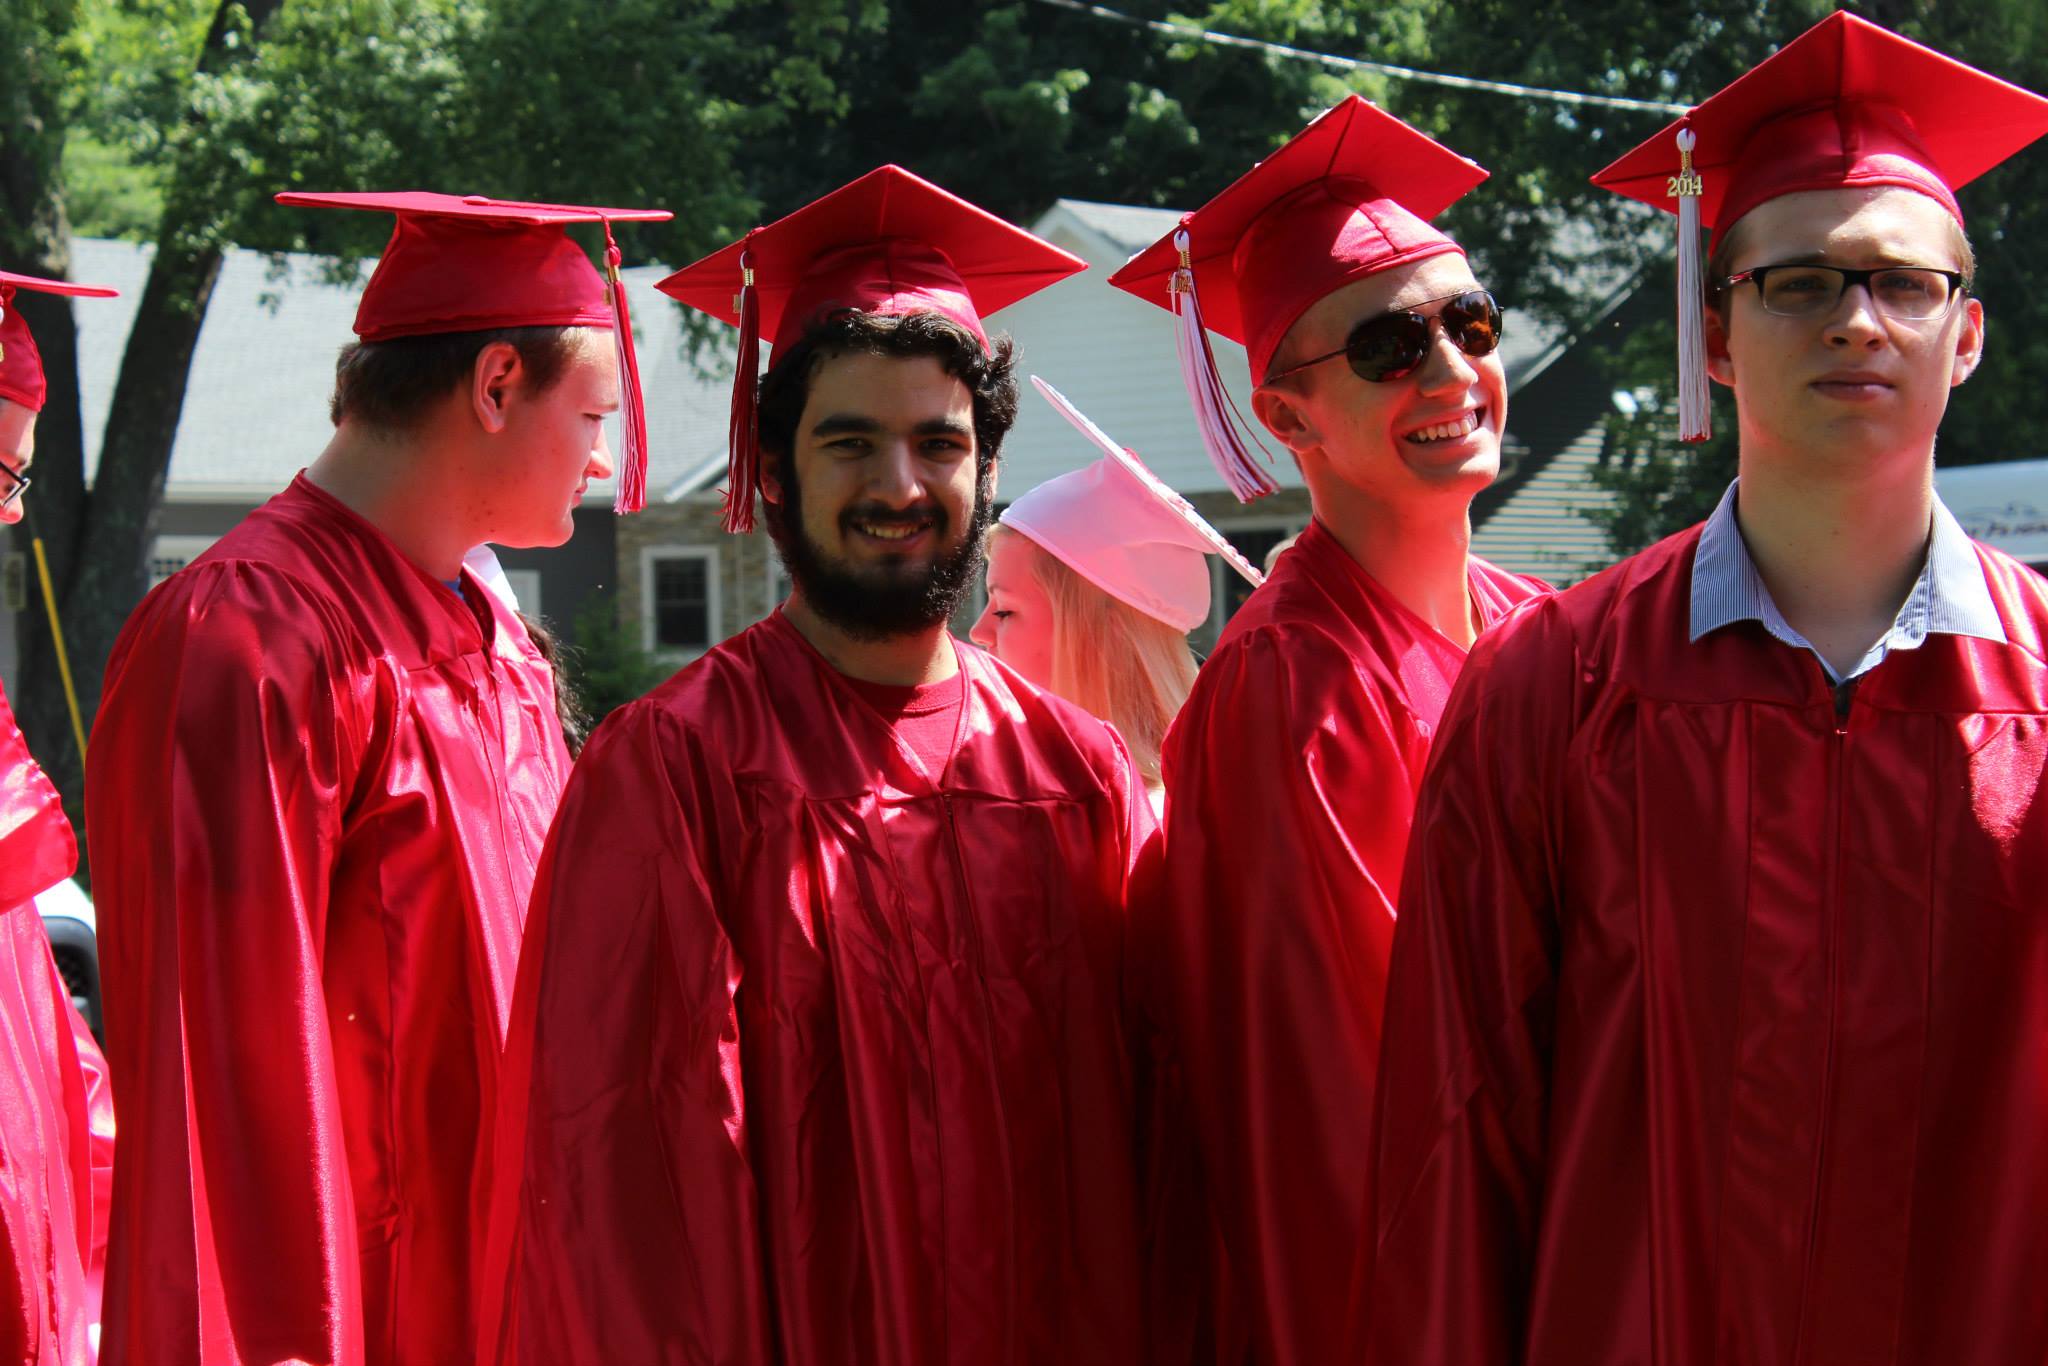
329, 325, 586, 429
754, 308, 1019, 493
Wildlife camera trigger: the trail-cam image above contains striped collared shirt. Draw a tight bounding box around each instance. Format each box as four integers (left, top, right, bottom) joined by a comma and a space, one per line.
1688, 479, 2006, 685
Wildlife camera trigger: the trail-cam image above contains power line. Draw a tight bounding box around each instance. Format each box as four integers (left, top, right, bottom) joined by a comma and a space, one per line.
1030, 0, 1694, 117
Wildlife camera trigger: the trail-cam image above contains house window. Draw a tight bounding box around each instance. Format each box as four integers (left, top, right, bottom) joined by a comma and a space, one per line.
1221, 527, 1293, 618
150, 535, 218, 588
641, 547, 721, 655
1192, 520, 1303, 653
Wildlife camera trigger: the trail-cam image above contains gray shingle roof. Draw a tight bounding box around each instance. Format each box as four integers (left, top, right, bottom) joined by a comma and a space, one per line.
69, 238, 728, 500
68, 195, 1632, 512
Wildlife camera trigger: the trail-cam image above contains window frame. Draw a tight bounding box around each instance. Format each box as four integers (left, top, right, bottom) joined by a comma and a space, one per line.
639, 545, 723, 659
149, 535, 220, 589
1204, 516, 1305, 636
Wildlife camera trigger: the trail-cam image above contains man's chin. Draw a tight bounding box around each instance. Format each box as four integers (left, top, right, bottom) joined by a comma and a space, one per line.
839, 554, 947, 587
1393, 447, 1499, 492
489, 521, 575, 552
786, 545, 979, 641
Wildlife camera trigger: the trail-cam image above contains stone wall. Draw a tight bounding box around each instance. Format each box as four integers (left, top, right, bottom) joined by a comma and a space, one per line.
615, 493, 778, 662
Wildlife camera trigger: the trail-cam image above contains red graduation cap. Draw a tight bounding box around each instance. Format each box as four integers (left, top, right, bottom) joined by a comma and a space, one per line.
1109, 96, 1487, 501
0, 271, 120, 413
657, 165, 1086, 533
1591, 12, 2048, 442
274, 190, 675, 513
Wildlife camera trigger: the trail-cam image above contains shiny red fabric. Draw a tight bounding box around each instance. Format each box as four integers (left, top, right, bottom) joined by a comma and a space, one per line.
1105, 97, 1485, 384
268, 191, 671, 341
0, 682, 113, 1364
1589, 12, 2048, 233
87, 474, 572, 1366
654, 165, 1085, 355
1142, 518, 1545, 1366
1363, 526, 2048, 1366
482, 611, 1150, 1365
0, 273, 120, 412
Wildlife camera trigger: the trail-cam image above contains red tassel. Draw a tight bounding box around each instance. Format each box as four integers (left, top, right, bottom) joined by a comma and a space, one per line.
1171, 227, 1278, 502
605, 222, 650, 514
723, 241, 761, 534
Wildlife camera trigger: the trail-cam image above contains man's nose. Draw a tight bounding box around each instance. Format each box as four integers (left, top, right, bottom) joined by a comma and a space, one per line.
867, 441, 924, 505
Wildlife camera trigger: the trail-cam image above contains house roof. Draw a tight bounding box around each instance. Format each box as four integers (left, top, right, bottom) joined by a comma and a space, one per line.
68, 197, 1634, 512
1050, 199, 1183, 258
69, 237, 729, 503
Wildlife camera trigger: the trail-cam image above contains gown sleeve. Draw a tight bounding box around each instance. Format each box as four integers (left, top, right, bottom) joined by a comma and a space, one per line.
1146, 624, 1424, 1366
86, 563, 373, 1366
67, 991, 114, 1318
1353, 604, 1572, 1365
482, 699, 769, 1365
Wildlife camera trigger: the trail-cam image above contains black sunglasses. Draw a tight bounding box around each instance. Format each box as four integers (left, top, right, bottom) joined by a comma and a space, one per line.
1266, 289, 1504, 384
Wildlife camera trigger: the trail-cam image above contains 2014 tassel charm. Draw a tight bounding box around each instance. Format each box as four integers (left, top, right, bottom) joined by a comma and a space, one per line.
1671, 126, 1710, 443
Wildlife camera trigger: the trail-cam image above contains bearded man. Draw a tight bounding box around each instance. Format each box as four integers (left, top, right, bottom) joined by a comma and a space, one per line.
480, 167, 1153, 1366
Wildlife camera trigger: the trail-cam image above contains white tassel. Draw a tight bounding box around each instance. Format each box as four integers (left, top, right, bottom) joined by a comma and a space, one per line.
1170, 228, 1278, 502
1673, 127, 1710, 443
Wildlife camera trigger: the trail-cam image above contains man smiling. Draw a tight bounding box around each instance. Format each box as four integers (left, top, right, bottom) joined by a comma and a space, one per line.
482, 168, 1153, 1365
1360, 16, 2048, 1365
1107, 98, 1546, 1366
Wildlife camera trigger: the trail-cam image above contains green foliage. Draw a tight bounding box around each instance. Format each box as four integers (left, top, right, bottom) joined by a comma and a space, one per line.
61, 132, 167, 239
18, 0, 2048, 615
564, 595, 671, 728
746, 0, 1416, 224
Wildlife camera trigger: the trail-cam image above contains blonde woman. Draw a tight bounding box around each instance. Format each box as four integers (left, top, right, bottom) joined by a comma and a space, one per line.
973, 379, 1262, 807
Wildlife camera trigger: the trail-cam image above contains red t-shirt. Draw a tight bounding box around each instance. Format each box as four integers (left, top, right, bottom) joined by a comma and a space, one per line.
839, 670, 965, 778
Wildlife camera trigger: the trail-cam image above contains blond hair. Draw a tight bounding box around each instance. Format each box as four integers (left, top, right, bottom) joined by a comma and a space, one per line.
994, 526, 1200, 787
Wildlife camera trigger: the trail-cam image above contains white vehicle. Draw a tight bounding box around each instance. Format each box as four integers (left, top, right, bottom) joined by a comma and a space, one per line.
1935, 458, 2048, 571
36, 878, 100, 1037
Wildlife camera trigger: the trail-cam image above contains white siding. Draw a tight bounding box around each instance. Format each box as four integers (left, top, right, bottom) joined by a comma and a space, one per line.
1468, 421, 1622, 585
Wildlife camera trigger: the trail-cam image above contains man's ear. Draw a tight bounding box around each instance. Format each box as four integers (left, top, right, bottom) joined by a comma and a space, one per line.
1951, 295, 1986, 388
758, 450, 785, 507
1250, 381, 1320, 459
1704, 303, 1737, 388
471, 341, 523, 434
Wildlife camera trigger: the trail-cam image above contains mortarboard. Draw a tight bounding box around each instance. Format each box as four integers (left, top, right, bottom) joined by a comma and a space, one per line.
657, 166, 1087, 534
274, 190, 674, 513
0, 271, 120, 413
1001, 377, 1262, 632
1591, 12, 2048, 441
1109, 96, 1487, 501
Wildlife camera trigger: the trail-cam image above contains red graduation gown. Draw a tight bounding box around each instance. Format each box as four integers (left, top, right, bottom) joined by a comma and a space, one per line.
1143, 518, 1545, 1366
87, 475, 571, 1366
0, 685, 113, 1364
1364, 525, 2048, 1366
483, 611, 1149, 1366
